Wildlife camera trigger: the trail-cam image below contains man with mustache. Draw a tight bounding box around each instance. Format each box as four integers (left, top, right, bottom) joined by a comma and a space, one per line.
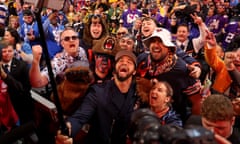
137, 27, 202, 122
56, 50, 139, 144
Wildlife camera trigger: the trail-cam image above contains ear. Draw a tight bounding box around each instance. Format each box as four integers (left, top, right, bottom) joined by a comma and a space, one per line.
60, 40, 64, 47
165, 96, 170, 103
231, 116, 235, 126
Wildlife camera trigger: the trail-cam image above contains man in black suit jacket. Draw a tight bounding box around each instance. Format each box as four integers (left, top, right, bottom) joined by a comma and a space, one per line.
0, 40, 33, 125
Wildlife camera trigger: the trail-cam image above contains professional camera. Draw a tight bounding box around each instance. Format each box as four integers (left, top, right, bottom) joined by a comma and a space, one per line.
174, 4, 198, 23
129, 108, 161, 141
130, 108, 217, 144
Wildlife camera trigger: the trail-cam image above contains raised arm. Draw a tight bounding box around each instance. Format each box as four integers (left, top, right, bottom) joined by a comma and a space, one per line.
191, 13, 208, 54
204, 30, 232, 93
29, 45, 49, 87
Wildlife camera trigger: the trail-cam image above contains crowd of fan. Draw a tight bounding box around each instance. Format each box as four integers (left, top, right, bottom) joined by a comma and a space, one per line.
0, 0, 239, 144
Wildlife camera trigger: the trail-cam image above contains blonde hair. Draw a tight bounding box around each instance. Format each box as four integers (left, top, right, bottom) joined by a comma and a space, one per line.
8, 15, 20, 28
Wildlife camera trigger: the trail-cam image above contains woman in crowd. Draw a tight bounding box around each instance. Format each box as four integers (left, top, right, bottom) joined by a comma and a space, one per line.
80, 13, 108, 58
3, 27, 33, 65
8, 15, 20, 32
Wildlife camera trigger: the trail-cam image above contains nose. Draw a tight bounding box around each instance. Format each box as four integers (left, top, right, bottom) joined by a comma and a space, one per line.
152, 88, 157, 93
122, 41, 128, 45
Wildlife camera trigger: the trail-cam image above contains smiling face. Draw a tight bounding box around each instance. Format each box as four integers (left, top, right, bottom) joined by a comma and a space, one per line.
94, 54, 112, 76
90, 17, 103, 39
115, 55, 136, 82
149, 37, 169, 62
4, 31, 15, 44
116, 27, 129, 39
60, 29, 79, 56
141, 18, 157, 37
176, 25, 189, 42
1, 45, 14, 63
119, 37, 134, 51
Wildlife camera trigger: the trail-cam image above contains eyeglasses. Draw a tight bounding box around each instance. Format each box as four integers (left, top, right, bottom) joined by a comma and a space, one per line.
61, 35, 78, 41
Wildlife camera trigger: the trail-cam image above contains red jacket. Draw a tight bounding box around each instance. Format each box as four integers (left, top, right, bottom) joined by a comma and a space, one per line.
0, 79, 18, 131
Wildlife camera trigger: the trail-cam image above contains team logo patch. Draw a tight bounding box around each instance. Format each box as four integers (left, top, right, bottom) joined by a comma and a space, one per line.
104, 38, 115, 50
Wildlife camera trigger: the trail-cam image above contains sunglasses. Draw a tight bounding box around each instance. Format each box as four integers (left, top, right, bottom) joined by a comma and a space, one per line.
62, 35, 78, 41
117, 32, 127, 36
89, 14, 101, 19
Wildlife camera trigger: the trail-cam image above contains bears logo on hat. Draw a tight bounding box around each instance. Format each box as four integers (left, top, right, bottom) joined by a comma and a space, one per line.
92, 35, 121, 57
104, 38, 114, 50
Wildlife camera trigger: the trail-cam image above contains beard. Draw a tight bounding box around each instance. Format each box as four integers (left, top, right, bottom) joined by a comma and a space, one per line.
115, 69, 135, 82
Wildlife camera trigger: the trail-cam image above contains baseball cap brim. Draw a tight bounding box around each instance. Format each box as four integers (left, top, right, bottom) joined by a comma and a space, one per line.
143, 28, 176, 52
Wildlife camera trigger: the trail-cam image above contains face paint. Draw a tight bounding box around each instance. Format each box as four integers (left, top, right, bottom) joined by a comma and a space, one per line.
95, 54, 112, 74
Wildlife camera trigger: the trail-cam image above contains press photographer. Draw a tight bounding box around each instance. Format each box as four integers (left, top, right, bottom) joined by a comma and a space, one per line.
129, 108, 218, 144
171, 0, 204, 39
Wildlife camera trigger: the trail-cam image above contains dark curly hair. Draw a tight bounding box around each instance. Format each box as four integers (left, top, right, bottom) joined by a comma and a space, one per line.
82, 15, 109, 45
5, 27, 21, 46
